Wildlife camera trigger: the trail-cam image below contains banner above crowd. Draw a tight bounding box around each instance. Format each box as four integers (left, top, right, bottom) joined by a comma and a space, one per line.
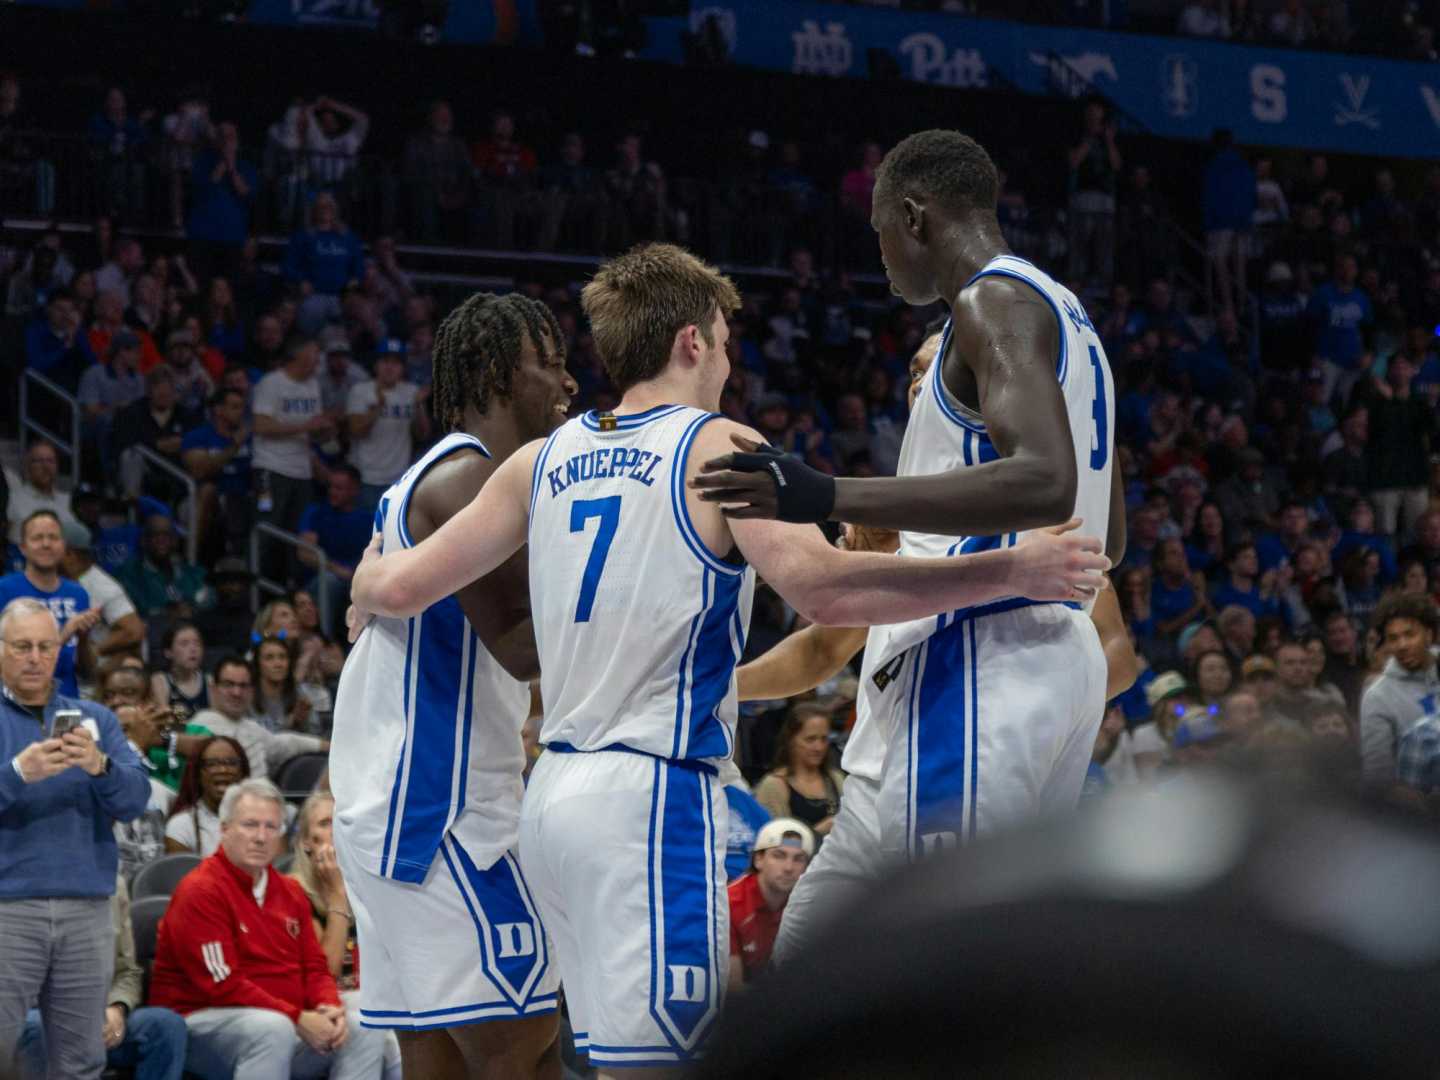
644, 1, 1437, 159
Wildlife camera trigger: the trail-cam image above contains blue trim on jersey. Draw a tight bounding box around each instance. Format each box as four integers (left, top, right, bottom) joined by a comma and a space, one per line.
647, 761, 722, 1057
671, 568, 709, 759
528, 426, 564, 523
670, 412, 745, 576
581, 404, 688, 431
378, 614, 417, 878
386, 602, 470, 883
683, 570, 745, 761
396, 435, 489, 549
543, 741, 721, 776
968, 619, 980, 842
902, 640, 926, 855
452, 630, 479, 830
967, 266, 1069, 385
928, 350, 987, 434
359, 995, 559, 1030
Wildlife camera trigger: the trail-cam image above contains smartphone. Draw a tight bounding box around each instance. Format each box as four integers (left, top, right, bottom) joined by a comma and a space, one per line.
51, 709, 84, 739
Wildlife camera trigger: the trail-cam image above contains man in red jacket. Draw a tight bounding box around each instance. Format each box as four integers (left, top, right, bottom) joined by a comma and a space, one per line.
149, 778, 387, 1079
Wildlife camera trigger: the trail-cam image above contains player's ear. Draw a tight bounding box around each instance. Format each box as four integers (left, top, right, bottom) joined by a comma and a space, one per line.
902, 196, 924, 239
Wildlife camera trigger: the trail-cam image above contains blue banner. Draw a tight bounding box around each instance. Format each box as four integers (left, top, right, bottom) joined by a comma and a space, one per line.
245, 0, 541, 43
651, 3, 1440, 158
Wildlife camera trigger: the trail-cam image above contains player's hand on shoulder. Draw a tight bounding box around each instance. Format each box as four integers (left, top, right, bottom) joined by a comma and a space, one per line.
1011, 519, 1110, 602
690, 430, 836, 524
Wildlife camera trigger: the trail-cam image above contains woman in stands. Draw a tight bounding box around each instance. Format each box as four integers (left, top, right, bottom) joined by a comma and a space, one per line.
291, 792, 402, 1079
252, 634, 331, 734
149, 621, 211, 725
755, 703, 846, 838
164, 735, 249, 856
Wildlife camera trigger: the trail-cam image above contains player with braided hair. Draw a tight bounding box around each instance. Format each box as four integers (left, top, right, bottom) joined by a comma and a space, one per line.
330, 291, 576, 1078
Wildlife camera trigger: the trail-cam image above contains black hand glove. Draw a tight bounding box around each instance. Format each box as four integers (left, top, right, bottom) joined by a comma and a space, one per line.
693, 441, 836, 524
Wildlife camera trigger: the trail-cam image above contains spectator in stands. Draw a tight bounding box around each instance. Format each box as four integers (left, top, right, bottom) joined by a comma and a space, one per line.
471, 109, 539, 248
162, 328, 215, 415
1401, 510, 1440, 583
89, 87, 149, 217
90, 288, 160, 367
289, 590, 345, 685
0, 511, 98, 697
0, 596, 148, 1080
539, 131, 606, 252
0, 73, 54, 217
727, 818, 814, 989
1360, 593, 1440, 786
201, 277, 246, 361
1067, 101, 1121, 294
402, 99, 472, 244
1269, 639, 1340, 726
283, 192, 365, 335
1308, 253, 1373, 405
1212, 542, 1280, 619
165, 734, 257, 857
4, 440, 77, 544
754, 704, 844, 837
1151, 538, 1211, 643
1217, 687, 1264, 744
111, 700, 179, 880
1321, 404, 1370, 517
17, 874, 189, 1080
124, 272, 165, 341
300, 95, 370, 192
79, 329, 146, 462
58, 521, 145, 664
240, 311, 283, 376
1193, 649, 1233, 707
94, 236, 143, 309
1360, 353, 1433, 540
151, 622, 212, 725
296, 464, 368, 633
1216, 603, 1256, 665
606, 132, 669, 247
1397, 702, 1440, 810
193, 560, 256, 656
347, 346, 429, 507
1321, 609, 1366, 713
187, 122, 256, 283
116, 514, 209, 621
113, 367, 198, 502
1202, 130, 1254, 316
149, 777, 387, 1080
25, 288, 97, 390
253, 335, 331, 580
182, 387, 253, 560
317, 327, 368, 416
252, 635, 331, 735
190, 654, 326, 780
5, 241, 62, 321
1257, 501, 1311, 573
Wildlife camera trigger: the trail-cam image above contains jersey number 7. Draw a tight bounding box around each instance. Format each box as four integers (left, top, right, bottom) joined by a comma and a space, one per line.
570, 496, 622, 622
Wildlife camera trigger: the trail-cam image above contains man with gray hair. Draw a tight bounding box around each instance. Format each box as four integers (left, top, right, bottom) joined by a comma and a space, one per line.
0, 596, 150, 1079
149, 777, 388, 1079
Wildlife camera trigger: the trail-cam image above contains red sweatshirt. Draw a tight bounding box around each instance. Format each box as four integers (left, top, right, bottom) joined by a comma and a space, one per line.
148, 848, 340, 1021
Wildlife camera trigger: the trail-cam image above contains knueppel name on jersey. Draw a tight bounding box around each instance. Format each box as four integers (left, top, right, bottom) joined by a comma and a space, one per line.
546, 447, 664, 497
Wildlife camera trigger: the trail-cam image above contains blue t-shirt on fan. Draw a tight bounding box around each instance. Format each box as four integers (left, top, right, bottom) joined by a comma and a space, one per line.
0, 573, 91, 696
297, 502, 373, 573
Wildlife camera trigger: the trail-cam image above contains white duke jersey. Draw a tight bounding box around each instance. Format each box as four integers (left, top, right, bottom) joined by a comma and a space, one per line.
841, 253, 1115, 781
527, 405, 755, 763
331, 433, 531, 883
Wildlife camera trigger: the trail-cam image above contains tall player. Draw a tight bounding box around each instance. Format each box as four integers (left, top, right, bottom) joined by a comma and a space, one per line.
330, 293, 577, 1079
693, 129, 1124, 867
349, 243, 1109, 1074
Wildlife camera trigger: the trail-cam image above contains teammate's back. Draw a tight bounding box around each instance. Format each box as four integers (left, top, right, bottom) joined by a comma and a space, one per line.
527, 404, 755, 762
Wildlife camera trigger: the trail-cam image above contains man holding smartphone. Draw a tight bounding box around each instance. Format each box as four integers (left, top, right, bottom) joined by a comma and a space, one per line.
0, 596, 149, 1080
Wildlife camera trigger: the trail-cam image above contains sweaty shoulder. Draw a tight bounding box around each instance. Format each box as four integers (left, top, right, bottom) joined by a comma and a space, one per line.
952, 274, 1054, 329
684, 416, 760, 557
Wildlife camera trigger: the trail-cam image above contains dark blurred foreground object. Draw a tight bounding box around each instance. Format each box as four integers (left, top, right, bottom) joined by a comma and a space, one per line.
705, 776, 1440, 1078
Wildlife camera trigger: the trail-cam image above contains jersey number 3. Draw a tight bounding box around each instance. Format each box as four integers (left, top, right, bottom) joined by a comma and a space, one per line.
1088, 344, 1108, 472
570, 496, 622, 622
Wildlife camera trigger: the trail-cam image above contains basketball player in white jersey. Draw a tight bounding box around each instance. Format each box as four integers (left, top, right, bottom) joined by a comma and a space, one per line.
330, 293, 577, 1079
349, 243, 1110, 1075
697, 127, 1124, 893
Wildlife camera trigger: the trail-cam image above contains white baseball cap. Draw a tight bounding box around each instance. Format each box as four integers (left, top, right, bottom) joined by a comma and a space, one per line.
754, 818, 815, 858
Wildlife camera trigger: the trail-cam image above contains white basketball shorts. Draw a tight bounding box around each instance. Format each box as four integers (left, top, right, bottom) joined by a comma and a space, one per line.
518, 747, 728, 1070
334, 828, 560, 1030
876, 601, 1107, 860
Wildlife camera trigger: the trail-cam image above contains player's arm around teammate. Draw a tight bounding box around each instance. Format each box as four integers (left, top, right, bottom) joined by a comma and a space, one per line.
351, 417, 1109, 626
